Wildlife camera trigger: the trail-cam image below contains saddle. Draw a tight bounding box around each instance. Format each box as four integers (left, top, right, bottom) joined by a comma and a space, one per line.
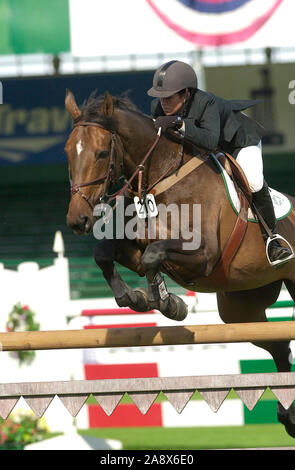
217, 151, 276, 238
216, 151, 252, 204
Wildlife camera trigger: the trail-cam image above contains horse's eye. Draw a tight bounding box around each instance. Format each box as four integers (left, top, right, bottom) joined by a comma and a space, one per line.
96, 150, 108, 160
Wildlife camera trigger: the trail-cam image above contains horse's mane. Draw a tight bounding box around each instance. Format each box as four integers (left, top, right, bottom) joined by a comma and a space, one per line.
80, 91, 146, 131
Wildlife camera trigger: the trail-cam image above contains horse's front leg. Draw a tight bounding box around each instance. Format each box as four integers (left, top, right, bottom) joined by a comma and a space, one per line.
144, 268, 188, 321
94, 239, 150, 312
141, 239, 208, 321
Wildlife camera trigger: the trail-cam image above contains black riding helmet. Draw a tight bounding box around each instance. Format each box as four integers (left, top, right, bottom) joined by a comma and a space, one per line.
147, 60, 198, 98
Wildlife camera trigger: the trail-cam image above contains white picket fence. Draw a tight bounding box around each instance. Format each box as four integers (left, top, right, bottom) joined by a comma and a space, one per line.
0, 232, 83, 432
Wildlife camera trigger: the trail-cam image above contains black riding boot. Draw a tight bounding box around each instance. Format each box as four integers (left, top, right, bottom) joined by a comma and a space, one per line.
252, 181, 292, 263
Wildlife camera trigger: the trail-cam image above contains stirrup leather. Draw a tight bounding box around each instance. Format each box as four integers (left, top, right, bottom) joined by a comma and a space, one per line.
266, 234, 295, 266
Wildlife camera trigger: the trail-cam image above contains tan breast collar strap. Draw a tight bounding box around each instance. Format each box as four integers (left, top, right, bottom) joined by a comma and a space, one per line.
151, 154, 207, 197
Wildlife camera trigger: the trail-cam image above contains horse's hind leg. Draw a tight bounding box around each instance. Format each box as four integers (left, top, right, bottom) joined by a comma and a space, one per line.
94, 239, 150, 312
217, 281, 295, 438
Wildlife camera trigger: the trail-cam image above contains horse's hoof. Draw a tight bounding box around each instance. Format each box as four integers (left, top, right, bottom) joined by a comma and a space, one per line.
115, 293, 129, 308
277, 402, 295, 438
130, 288, 151, 312
160, 294, 188, 321
115, 288, 150, 312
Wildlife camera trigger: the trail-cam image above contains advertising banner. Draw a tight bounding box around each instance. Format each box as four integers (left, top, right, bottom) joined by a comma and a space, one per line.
0, 72, 153, 166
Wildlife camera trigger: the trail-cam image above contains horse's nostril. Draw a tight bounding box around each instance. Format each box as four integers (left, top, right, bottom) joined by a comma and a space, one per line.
67, 213, 91, 233
79, 214, 91, 232
79, 214, 87, 222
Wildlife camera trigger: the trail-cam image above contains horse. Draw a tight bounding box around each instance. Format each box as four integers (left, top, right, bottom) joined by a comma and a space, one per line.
64, 89, 295, 437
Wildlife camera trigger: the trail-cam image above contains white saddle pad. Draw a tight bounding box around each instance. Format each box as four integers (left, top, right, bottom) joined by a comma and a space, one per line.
212, 154, 292, 222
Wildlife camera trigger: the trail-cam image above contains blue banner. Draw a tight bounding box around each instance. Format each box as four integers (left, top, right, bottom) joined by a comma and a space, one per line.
0, 72, 153, 166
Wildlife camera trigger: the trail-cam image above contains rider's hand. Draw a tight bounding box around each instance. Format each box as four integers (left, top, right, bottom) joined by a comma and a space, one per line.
154, 116, 183, 133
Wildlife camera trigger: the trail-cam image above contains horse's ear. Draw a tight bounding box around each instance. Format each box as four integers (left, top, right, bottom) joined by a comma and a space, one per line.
102, 91, 114, 117
65, 89, 82, 121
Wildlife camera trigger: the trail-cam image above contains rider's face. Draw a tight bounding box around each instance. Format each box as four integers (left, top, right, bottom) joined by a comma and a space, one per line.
160, 90, 187, 115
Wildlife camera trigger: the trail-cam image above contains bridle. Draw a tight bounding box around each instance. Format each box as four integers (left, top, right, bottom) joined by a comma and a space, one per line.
70, 120, 161, 211
70, 121, 121, 210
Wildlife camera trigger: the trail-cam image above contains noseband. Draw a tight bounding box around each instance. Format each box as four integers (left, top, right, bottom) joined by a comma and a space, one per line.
70, 121, 120, 210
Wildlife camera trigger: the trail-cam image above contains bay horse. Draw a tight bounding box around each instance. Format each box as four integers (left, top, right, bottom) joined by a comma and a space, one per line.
65, 89, 295, 437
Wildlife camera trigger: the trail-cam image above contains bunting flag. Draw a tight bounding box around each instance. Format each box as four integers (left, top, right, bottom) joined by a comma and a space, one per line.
146, 0, 284, 46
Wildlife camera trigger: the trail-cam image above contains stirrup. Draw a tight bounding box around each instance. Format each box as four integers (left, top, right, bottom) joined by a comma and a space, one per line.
266, 234, 295, 266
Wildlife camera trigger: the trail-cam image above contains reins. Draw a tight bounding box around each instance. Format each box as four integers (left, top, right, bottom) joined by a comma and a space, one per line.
106, 128, 162, 206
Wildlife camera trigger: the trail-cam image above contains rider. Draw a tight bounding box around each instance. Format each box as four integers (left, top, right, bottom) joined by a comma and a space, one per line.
147, 60, 292, 265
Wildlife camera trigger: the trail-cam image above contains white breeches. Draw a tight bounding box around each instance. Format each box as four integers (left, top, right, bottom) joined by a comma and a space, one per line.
236, 141, 264, 193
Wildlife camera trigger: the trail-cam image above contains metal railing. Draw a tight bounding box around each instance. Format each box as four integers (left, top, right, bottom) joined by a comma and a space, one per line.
0, 47, 294, 78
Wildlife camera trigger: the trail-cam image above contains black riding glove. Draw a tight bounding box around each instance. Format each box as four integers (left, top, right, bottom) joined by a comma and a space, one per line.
154, 116, 183, 133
